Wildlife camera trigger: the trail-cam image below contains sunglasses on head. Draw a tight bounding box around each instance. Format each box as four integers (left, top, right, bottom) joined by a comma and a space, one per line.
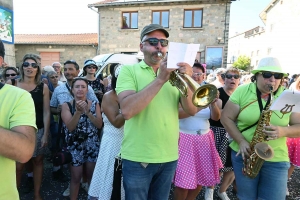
259, 72, 284, 79
22, 62, 39, 68
5, 73, 17, 77
64, 60, 77, 65
50, 76, 58, 79
142, 38, 169, 47
224, 74, 240, 79
87, 65, 97, 69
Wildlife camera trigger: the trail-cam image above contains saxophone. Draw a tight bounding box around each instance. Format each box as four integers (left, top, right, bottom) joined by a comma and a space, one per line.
242, 86, 275, 179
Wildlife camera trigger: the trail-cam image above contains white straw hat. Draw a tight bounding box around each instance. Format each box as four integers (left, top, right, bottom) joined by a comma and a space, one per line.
251, 57, 288, 76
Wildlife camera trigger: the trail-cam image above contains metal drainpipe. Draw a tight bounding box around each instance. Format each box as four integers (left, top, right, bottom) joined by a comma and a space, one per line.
219, 2, 228, 45
89, 7, 101, 55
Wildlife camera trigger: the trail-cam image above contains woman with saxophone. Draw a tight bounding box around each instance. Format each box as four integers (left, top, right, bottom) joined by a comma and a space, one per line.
221, 57, 300, 200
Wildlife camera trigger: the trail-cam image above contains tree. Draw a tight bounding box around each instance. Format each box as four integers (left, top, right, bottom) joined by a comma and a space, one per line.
232, 55, 251, 71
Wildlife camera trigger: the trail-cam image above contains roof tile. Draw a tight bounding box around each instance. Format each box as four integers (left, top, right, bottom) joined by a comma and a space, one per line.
15, 33, 98, 45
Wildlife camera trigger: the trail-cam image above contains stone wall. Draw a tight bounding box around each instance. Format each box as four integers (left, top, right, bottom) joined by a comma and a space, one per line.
0, 0, 15, 67
15, 44, 98, 68
97, 1, 231, 67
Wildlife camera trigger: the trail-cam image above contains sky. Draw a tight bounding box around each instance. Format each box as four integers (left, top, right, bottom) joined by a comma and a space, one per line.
13, 0, 271, 35
229, 0, 271, 37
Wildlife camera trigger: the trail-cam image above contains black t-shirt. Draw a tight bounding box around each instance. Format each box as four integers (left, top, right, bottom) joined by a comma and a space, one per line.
209, 87, 229, 128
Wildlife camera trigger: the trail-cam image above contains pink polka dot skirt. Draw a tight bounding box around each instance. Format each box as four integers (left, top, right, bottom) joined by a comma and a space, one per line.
287, 137, 300, 167
174, 130, 223, 189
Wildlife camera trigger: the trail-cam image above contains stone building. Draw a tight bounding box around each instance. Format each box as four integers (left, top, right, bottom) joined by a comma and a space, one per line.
88, 0, 235, 69
14, 33, 98, 68
227, 0, 300, 75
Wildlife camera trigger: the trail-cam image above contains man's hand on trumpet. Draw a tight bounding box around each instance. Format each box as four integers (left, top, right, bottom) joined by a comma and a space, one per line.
157, 54, 175, 83
176, 62, 193, 77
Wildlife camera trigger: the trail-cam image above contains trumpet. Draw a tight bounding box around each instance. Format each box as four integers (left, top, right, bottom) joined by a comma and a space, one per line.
157, 52, 218, 108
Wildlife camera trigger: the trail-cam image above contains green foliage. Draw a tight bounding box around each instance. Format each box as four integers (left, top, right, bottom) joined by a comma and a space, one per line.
232, 56, 251, 70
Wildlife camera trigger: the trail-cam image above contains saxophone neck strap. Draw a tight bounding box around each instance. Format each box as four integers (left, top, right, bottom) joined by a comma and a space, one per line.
256, 87, 271, 113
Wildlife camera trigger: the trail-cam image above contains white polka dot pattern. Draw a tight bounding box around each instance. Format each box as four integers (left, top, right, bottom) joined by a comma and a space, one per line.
287, 138, 300, 167
174, 130, 223, 189
88, 113, 125, 199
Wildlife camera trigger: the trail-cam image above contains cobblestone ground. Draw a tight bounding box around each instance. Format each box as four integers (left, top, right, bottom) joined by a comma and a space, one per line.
20, 157, 300, 200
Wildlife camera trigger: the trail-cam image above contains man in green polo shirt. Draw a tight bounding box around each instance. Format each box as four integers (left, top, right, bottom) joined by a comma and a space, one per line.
0, 39, 37, 199
116, 24, 197, 200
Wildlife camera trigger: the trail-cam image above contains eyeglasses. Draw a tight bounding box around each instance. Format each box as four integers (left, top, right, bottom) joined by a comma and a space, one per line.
259, 72, 284, 79
22, 62, 39, 68
5, 73, 17, 77
53, 65, 61, 68
87, 65, 97, 69
142, 38, 169, 47
192, 72, 203, 77
49, 76, 58, 79
224, 74, 240, 79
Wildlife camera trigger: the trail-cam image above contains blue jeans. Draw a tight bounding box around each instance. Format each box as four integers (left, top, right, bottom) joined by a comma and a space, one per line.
231, 150, 289, 200
122, 159, 177, 200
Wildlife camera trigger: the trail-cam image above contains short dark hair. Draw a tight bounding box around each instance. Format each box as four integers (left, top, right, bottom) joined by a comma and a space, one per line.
64, 60, 80, 70
193, 63, 205, 73
0, 40, 4, 58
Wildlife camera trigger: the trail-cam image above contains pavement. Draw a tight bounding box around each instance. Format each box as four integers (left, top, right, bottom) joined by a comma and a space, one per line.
19, 157, 300, 200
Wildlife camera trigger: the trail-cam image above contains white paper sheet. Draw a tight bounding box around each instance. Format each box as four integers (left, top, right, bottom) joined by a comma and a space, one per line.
167, 42, 200, 69
270, 90, 300, 113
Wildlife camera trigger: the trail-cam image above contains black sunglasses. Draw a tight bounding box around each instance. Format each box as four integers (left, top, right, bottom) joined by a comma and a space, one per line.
5, 73, 17, 77
259, 72, 284, 79
224, 74, 240, 79
22, 62, 39, 68
142, 38, 169, 47
87, 65, 97, 69
50, 76, 58, 79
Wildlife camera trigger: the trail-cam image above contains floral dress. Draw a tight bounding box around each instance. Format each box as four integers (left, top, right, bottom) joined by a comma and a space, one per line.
64, 101, 100, 166
87, 79, 105, 104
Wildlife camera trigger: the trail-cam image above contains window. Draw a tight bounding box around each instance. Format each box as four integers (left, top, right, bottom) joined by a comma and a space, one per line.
122, 12, 138, 29
152, 11, 169, 28
184, 9, 203, 28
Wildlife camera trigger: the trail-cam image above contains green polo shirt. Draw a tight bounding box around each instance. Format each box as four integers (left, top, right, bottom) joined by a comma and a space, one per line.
229, 83, 290, 162
116, 61, 180, 163
0, 84, 37, 199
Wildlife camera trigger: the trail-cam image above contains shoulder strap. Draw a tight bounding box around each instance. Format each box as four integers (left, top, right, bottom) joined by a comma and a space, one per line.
0, 82, 4, 89
66, 101, 74, 115
65, 83, 74, 97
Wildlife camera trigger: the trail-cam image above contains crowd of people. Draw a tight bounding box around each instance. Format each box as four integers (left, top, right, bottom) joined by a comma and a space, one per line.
0, 23, 300, 200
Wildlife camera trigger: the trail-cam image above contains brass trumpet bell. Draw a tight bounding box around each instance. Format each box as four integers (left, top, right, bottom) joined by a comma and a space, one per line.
169, 70, 218, 108
192, 84, 218, 108
254, 142, 274, 160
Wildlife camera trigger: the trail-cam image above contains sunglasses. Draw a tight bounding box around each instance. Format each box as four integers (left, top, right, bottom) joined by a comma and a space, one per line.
50, 76, 58, 79
142, 38, 169, 47
22, 62, 39, 68
224, 74, 240, 79
259, 72, 284, 79
87, 65, 97, 69
192, 72, 203, 77
5, 73, 17, 77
